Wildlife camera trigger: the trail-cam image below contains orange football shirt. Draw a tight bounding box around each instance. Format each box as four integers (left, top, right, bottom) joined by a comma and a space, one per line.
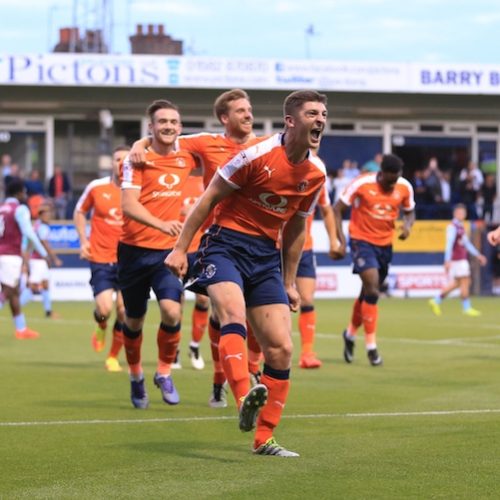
75, 176, 123, 263
340, 172, 415, 246
178, 133, 267, 230
179, 133, 267, 188
120, 148, 197, 250
215, 133, 326, 242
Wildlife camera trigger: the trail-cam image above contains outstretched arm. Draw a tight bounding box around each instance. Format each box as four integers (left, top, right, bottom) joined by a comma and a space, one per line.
398, 209, 415, 240
281, 214, 306, 312
332, 200, 349, 259
15, 205, 48, 260
129, 136, 153, 167
165, 173, 235, 278
74, 209, 91, 260
318, 203, 340, 258
122, 188, 182, 236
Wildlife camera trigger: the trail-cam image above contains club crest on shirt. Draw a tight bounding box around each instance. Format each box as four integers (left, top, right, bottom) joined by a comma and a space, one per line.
297, 180, 309, 192
203, 263, 217, 279
176, 157, 186, 168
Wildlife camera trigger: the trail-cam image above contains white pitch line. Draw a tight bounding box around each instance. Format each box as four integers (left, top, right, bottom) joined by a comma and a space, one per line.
313, 331, 500, 349
1, 408, 500, 428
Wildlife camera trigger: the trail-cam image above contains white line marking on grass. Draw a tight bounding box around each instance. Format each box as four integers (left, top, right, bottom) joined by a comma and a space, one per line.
312, 331, 500, 349
2, 408, 500, 428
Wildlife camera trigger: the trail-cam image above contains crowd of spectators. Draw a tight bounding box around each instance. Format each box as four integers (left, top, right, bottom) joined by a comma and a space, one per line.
326, 153, 497, 222
411, 157, 497, 221
1, 153, 72, 219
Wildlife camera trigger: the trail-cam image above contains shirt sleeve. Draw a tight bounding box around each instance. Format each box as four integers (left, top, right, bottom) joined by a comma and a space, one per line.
339, 178, 358, 206
217, 151, 252, 189
75, 183, 94, 213
297, 186, 323, 218
15, 205, 48, 258
37, 223, 51, 241
444, 224, 456, 262
402, 183, 416, 211
461, 232, 480, 258
121, 155, 142, 190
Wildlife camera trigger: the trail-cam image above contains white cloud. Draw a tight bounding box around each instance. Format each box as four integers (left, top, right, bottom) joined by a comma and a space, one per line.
473, 12, 500, 24
274, 0, 302, 12
378, 17, 414, 29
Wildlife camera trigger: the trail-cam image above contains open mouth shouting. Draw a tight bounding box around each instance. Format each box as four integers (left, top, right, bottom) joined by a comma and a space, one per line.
310, 127, 323, 145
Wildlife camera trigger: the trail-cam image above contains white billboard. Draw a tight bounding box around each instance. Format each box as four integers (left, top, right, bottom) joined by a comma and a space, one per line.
2, 53, 500, 94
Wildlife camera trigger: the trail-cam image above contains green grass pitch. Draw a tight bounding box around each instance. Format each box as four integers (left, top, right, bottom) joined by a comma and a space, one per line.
1, 297, 499, 498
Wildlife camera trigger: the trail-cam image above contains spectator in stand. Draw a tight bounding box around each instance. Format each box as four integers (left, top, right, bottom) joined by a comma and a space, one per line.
438, 170, 453, 219
343, 159, 360, 181
459, 160, 484, 220
424, 157, 442, 219
361, 152, 382, 173
4, 163, 22, 188
332, 167, 351, 204
48, 165, 71, 219
412, 169, 431, 219
1, 153, 12, 178
26, 170, 47, 218
480, 173, 497, 223
25, 170, 45, 196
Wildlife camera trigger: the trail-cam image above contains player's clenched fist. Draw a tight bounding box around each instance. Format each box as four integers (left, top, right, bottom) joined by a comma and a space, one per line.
165, 248, 188, 278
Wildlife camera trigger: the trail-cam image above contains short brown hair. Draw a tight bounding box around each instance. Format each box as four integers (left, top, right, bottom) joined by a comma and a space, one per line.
113, 144, 130, 154
146, 99, 179, 122
213, 89, 250, 122
283, 90, 328, 117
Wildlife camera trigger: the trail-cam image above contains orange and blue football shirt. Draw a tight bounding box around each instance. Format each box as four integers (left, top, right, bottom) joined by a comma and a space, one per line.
178, 133, 267, 230
179, 133, 267, 188
75, 176, 123, 263
179, 175, 205, 254
303, 183, 330, 252
120, 148, 197, 250
340, 172, 415, 246
214, 133, 326, 242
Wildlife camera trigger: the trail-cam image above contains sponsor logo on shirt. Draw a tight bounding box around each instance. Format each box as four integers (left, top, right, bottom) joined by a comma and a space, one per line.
152, 173, 182, 198
250, 192, 288, 213
104, 207, 123, 226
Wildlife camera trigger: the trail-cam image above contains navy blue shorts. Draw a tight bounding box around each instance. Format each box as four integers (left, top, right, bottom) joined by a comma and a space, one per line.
185, 251, 198, 285
117, 242, 183, 319
349, 238, 393, 284
187, 225, 288, 307
297, 249, 317, 279
89, 262, 119, 296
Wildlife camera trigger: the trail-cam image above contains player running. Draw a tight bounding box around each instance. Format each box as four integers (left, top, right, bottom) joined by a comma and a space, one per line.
0, 179, 49, 339
20, 202, 63, 318
428, 203, 487, 317
129, 89, 265, 408
74, 145, 130, 372
119, 100, 197, 408
333, 154, 415, 366
166, 90, 328, 457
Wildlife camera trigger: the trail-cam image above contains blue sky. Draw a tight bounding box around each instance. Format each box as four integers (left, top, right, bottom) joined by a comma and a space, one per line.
1, 0, 500, 63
